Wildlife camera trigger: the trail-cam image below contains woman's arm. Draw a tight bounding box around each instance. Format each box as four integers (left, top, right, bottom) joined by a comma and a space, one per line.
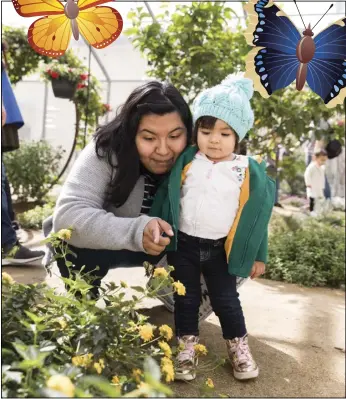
53, 140, 154, 252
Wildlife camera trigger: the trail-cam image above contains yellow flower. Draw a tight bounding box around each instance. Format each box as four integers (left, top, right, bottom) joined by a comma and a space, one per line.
56, 317, 67, 330
132, 368, 143, 383
194, 344, 208, 356
93, 362, 103, 374
172, 281, 186, 296
205, 377, 214, 388
112, 375, 120, 384
71, 353, 93, 368
138, 324, 156, 342
160, 357, 174, 383
120, 281, 128, 288
57, 229, 72, 241
153, 267, 168, 279
46, 375, 75, 397
158, 341, 172, 358
159, 325, 173, 341
2, 272, 14, 285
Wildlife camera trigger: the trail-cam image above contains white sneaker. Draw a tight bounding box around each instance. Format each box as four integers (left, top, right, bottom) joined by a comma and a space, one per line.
226, 334, 259, 380
175, 335, 199, 381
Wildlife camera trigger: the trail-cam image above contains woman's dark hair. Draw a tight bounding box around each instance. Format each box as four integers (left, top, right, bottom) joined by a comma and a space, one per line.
193, 116, 240, 153
95, 81, 193, 207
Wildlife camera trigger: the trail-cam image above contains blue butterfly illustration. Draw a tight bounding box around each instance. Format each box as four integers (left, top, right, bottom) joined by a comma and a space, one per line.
244, 0, 346, 108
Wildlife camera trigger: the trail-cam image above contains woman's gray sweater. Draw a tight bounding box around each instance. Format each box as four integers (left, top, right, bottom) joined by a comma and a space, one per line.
42, 140, 156, 252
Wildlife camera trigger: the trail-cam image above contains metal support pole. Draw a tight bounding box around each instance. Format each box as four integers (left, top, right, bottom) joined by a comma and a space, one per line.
81, 37, 112, 82
144, 1, 158, 23
106, 81, 111, 123
41, 81, 48, 139
81, 36, 112, 122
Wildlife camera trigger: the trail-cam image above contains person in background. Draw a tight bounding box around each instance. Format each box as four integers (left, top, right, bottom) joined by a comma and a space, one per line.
305, 115, 332, 200
2, 103, 45, 265
304, 149, 328, 217
2, 55, 22, 230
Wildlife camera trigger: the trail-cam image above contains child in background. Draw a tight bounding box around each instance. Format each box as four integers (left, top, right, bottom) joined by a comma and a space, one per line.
149, 75, 275, 381
304, 149, 328, 216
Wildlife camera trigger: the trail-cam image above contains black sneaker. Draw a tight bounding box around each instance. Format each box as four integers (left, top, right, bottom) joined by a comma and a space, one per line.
11, 220, 21, 231
2, 242, 45, 265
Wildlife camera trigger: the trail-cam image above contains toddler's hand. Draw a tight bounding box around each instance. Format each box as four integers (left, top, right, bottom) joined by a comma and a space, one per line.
250, 261, 265, 279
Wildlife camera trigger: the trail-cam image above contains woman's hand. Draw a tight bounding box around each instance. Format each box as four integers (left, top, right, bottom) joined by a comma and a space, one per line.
250, 261, 265, 279
143, 218, 174, 255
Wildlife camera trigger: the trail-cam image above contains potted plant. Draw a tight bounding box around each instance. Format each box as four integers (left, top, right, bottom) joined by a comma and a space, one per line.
42, 64, 85, 99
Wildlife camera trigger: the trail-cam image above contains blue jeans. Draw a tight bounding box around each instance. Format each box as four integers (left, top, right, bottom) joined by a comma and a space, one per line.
1, 163, 16, 249
167, 231, 247, 340
324, 176, 331, 199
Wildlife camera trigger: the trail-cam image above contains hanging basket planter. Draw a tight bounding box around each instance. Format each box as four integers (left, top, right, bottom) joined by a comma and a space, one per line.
51, 78, 77, 99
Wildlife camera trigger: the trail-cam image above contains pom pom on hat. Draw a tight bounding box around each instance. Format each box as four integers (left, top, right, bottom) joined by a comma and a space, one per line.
221, 74, 254, 100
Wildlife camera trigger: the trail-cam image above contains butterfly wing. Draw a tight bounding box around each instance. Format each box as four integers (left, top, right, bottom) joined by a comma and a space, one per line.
12, 0, 64, 17
306, 18, 346, 108
244, 0, 301, 97
78, 0, 115, 11
28, 15, 72, 57
76, 6, 123, 49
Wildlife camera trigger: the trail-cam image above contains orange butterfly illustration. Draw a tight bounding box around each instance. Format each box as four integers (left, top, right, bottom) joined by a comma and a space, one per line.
12, 0, 123, 58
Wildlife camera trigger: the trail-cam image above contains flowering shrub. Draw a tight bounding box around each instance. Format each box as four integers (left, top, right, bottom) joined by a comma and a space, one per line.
42, 64, 85, 84
2, 229, 213, 397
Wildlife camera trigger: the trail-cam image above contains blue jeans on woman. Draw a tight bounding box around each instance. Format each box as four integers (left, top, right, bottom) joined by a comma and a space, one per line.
167, 231, 247, 340
1, 163, 16, 250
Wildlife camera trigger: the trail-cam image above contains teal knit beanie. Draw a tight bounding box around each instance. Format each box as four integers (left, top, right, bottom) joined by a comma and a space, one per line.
192, 74, 255, 141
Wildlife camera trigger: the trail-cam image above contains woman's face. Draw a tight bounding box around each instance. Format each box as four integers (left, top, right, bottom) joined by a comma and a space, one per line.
135, 112, 187, 174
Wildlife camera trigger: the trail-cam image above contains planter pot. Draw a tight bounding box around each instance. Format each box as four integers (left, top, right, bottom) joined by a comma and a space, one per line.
51, 79, 77, 99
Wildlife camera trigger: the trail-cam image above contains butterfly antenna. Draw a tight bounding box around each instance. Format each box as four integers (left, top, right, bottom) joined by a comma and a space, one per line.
312, 4, 334, 31
293, 0, 306, 30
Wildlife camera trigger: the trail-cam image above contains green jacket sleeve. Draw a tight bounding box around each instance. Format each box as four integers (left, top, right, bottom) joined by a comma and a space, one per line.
255, 228, 268, 263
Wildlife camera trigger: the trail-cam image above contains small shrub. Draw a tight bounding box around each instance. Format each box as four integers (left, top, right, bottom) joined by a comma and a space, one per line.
17, 203, 55, 229
1, 231, 212, 397
267, 215, 345, 287
269, 213, 301, 235
3, 140, 65, 202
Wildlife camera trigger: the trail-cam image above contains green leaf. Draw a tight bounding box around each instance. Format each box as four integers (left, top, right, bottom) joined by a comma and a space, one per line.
39, 340, 57, 353
130, 286, 145, 293
79, 376, 121, 397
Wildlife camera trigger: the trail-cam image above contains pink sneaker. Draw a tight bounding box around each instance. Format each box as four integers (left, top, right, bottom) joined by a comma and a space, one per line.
175, 335, 199, 381
226, 334, 259, 380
